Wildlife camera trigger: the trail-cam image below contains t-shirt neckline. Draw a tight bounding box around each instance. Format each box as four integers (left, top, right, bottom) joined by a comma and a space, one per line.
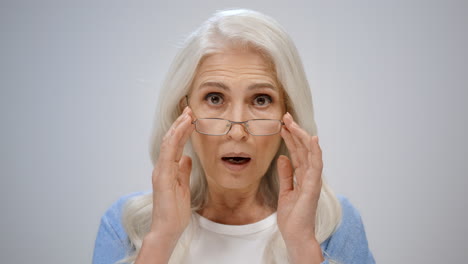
195, 212, 277, 236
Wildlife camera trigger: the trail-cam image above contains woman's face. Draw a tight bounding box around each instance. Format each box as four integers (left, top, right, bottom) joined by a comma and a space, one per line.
188, 48, 285, 191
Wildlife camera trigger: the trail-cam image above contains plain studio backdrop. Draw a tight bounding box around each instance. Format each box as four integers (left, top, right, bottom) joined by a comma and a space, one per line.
1, 1, 467, 263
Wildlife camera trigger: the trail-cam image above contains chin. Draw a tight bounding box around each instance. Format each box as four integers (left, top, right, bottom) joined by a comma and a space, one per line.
212, 177, 259, 191
205, 166, 265, 190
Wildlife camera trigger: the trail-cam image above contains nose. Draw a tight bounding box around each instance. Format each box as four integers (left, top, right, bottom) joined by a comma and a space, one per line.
225, 103, 249, 141
226, 121, 249, 141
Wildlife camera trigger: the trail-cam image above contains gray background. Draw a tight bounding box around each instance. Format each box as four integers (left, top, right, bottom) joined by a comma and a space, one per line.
1, 1, 467, 263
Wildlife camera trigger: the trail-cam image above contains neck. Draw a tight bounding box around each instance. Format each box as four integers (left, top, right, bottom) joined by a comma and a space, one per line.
197, 181, 275, 225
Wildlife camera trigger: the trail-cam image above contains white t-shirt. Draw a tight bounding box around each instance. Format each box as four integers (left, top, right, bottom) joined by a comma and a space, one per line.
93, 192, 376, 264
185, 212, 278, 264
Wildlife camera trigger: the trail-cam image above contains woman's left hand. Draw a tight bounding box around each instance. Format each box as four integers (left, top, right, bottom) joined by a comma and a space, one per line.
277, 112, 323, 249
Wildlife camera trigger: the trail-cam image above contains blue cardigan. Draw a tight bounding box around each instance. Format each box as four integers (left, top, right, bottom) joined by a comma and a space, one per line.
92, 192, 376, 264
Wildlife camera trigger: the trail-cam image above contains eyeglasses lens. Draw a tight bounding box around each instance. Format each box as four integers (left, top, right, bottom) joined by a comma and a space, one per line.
195, 119, 231, 135
248, 120, 282, 135
195, 119, 281, 136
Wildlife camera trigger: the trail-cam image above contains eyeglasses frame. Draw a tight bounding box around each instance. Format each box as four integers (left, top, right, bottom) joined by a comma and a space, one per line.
185, 94, 285, 136
191, 118, 285, 136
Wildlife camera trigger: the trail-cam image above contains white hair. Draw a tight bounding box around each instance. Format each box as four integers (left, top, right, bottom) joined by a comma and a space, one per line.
117, 8, 342, 264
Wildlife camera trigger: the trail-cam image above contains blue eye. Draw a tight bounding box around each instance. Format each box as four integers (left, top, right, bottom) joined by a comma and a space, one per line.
253, 94, 272, 106
205, 93, 224, 105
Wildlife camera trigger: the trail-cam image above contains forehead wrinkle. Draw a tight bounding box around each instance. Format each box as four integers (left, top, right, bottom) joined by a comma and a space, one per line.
201, 62, 271, 70
193, 53, 280, 94
196, 67, 274, 79
197, 81, 279, 93
195, 69, 278, 90
197, 58, 274, 73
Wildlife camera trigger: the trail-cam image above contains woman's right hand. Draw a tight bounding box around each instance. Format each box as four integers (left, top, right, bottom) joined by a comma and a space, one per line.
135, 107, 194, 264
150, 106, 195, 239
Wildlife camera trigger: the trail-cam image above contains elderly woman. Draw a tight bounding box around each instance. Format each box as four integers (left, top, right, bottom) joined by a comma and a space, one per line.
93, 9, 375, 264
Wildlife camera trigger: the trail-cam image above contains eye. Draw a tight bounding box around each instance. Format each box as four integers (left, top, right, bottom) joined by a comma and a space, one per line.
204, 92, 224, 105
253, 94, 272, 106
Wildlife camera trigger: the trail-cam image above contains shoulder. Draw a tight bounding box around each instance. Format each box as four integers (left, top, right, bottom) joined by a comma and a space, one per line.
93, 191, 151, 263
333, 194, 369, 241
321, 194, 375, 263
336, 194, 366, 230
99, 191, 150, 241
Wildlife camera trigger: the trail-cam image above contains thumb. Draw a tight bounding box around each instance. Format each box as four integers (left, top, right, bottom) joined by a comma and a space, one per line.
277, 155, 294, 195
178, 155, 192, 187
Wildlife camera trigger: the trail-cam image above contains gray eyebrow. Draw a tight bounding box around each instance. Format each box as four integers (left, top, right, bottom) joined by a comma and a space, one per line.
199, 81, 277, 91
199, 81, 230, 90
247, 83, 277, 91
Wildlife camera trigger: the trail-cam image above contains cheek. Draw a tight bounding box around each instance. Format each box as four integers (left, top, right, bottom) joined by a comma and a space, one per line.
190, 134, 204, 157
190, 134, 217, 163
254, 135, 282, 164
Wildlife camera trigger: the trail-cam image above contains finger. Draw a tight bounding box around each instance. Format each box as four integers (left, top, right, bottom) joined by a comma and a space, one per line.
280, 127, 300, 167
283, 114, 321, 185
178, 155, 192, 187
280, 115, 301, 168
171, 114, 194, 162
174, 109, 195, 160
152, 164, 176, 191
169, 106, 191, 133
160, 108, 194, 164
154, 122, 194, 189
277, 155, 294, 196
283, 113, 308, 166
160, 107, 189, 150
284, 113, 314, 152
300, 137, 323, 197
308, 136, 323, 171
301, 166, 323, 198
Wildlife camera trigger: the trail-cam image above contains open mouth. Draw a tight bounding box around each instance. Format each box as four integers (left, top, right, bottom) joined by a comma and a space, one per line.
221, 157, 252, 164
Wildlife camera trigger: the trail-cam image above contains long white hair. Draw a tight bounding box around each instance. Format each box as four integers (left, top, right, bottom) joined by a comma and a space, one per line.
118, 9, 342, 264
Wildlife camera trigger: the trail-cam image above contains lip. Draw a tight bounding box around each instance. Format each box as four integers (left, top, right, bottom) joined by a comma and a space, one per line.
221, 158, 251, 171
221, 152, 252, 158
220, 152, 252, 172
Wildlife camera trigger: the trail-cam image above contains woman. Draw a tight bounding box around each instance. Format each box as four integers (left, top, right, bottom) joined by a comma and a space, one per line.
93, 9, 375, 264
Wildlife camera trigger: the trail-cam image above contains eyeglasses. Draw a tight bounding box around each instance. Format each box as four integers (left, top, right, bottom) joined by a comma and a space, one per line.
192, 118, 284, 136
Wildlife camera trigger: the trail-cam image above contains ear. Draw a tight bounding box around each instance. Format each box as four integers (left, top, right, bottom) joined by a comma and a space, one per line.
178, 95, 189, 113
